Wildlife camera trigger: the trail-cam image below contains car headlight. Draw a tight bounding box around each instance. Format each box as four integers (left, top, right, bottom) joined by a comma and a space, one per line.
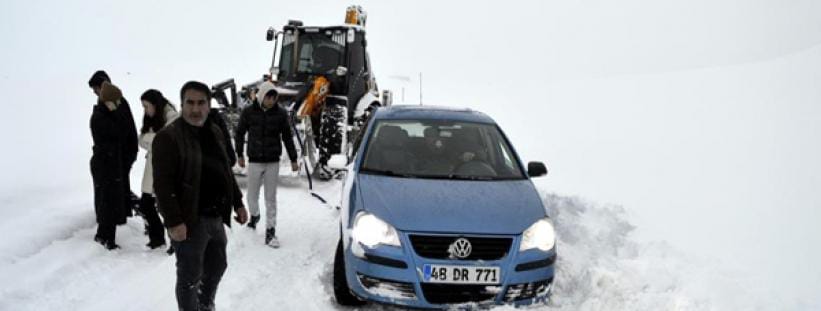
519, 218, 556, 251
351, 212, 401, 248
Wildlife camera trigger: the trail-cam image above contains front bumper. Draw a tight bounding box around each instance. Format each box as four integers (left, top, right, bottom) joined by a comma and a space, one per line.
344, 231, 556, 309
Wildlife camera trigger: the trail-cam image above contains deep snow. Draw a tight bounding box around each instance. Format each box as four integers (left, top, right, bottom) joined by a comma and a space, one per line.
0, 166, 807, 310
2, 1, 820, 309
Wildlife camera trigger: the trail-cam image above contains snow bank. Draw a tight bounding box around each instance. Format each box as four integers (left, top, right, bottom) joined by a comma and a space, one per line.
2, 177, 809, 310
537, 192, 804, 310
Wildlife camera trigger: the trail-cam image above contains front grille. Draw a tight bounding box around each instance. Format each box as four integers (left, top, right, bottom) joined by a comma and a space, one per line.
503, 278, 553, 302
409, 235, 512, 260
357, 274, 416, 300
420, 284, 501, 304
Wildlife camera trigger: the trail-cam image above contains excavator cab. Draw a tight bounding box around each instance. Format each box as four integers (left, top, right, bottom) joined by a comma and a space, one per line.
263, 6, 387, 180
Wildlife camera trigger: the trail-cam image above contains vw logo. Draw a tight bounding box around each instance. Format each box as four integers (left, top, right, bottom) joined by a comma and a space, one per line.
448, 238, 473, 259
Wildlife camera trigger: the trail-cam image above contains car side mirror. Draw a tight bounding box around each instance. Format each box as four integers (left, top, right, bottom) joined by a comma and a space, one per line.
329, 154, 349, 171
527, 162, 548, 177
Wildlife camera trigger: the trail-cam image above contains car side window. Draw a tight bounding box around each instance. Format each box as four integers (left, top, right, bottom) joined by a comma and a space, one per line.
484, 127, 520, 177
498, 140, 516, 171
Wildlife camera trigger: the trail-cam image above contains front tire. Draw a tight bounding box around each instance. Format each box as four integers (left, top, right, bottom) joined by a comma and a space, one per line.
333, 238, 366, 306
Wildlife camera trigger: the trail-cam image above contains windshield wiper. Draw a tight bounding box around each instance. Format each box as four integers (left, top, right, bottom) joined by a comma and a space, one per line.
360, 168, 500, 181
402, 173, 495, 181
446, 174, 495, 181
360, 167, 417, 178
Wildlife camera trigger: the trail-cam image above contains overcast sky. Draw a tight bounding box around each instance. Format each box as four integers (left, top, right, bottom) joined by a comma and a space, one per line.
2, 0, 820, 305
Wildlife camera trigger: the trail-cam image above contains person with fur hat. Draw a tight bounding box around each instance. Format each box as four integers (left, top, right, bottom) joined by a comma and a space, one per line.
234, 81, 299, 248
88, 76, 138, 250
138, 89, 178, 249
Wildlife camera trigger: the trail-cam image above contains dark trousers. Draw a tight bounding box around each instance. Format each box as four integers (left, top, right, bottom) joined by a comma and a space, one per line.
123, 164, 135, 218
139, 193, 166, 245
172, 216, 227, 311
92, 171, 119, 243
90, 157, 129, 244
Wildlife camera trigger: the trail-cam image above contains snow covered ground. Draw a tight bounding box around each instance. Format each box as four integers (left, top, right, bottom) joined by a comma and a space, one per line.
0, 167, 804, 310
2, 1, 820, 310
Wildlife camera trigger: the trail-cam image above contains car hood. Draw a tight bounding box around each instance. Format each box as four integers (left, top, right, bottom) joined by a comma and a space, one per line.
356, 174, 546, 235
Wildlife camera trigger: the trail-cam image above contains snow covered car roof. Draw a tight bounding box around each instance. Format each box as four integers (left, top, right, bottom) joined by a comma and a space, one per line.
373, 105, 495, 124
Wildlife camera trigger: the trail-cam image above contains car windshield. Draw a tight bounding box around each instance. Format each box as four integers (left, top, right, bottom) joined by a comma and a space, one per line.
279, 31, 345, 80
361, 120, 527, 180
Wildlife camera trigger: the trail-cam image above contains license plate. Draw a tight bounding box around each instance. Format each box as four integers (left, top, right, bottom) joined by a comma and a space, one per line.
423, 264, 500, 284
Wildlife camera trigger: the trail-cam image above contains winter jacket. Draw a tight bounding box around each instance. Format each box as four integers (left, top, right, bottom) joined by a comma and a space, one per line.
90, 98, 137, 225
209, 110, 237, 167
152, 117, 244, 229
139, 104, 178, 194
118, 98, 139, 172
234, 102, 298, 163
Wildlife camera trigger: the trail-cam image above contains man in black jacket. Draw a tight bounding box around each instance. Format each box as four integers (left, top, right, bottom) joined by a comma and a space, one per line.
235, 81, 298, 247
88, 71, 138, 250
153, 81, 248, 311
89, 71, 139, 202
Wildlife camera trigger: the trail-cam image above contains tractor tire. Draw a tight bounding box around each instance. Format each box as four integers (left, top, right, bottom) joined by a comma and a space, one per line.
318, 104, 346, 179
350, 103, 379, 158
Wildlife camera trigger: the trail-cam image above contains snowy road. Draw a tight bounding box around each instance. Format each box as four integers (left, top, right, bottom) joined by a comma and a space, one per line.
0, 172, 785, 310
0, 176, 347, 311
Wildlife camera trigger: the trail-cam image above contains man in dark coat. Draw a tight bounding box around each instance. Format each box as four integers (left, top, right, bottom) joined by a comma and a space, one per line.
89, 71, 139, 216
88, 78, 136, 250
153, 81, 248, 311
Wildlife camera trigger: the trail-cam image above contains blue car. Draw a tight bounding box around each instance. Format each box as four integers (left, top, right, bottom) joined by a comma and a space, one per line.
332, 106, 556, 309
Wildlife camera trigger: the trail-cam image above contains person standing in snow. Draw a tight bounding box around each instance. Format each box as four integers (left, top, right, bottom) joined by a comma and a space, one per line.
234, 81, 299, 248
137, 89, 178, 249
88, 78, 137, 250
153, 81, 248, 311
88, 71, 140, 216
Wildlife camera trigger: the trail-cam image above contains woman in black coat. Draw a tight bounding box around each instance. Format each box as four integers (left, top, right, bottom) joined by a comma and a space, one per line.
90, 82, 134, 250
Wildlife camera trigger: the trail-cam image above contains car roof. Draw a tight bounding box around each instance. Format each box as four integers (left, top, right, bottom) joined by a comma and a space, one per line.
372, 105, 496, 124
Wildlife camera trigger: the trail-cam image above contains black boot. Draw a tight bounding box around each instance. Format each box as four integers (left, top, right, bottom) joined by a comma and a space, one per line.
247, 215, 260, 229
265, 228, 274, 244
95, 223, 119, 250
141, 194, 166, 249
265, 228, 280, 248
146, 239, 166, 249
94, 234, 119, 250
104, 240, 120, 250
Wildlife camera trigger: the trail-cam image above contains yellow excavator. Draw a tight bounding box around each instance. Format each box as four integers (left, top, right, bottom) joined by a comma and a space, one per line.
264, 6, 392, 181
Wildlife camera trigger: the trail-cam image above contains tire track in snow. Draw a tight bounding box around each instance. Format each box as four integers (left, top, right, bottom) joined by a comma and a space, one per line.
0, 220, 177, 311
219, 181, 341, 311
0, 194, 97, 266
